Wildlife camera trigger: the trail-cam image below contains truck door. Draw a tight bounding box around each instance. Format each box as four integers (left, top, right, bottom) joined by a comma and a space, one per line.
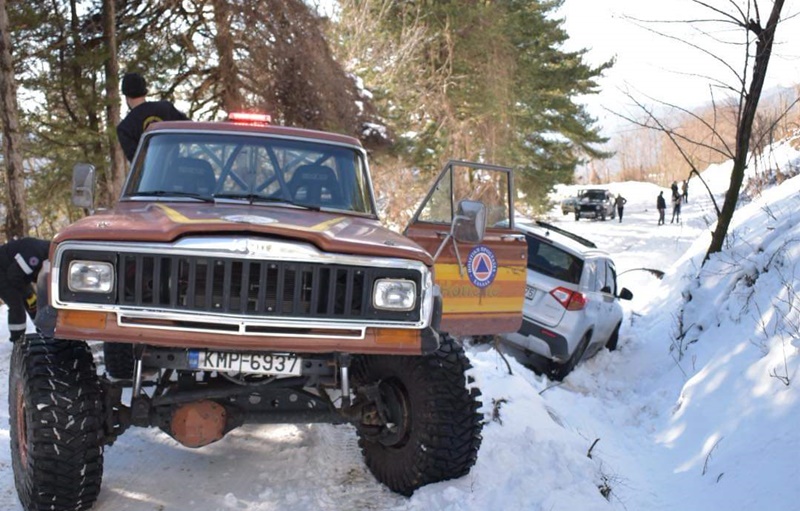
404, 160, 527, 336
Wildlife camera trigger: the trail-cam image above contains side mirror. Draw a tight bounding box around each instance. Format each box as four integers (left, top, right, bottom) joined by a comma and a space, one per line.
453, 199, 487, 244
72, 163, 96, 210
431, 200, 488, 266
619, 288, 633, 300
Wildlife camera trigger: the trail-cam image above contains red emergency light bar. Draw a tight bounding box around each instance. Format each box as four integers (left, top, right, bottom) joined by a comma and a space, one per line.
227, 112, 272, 125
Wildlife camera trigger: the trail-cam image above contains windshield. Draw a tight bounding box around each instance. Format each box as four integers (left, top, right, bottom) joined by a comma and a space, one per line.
582, 190, 606, 201
123, 132, 373, 214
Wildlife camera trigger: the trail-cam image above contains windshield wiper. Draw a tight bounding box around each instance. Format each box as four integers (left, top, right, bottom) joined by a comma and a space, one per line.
213, 193, 321, 211
213, 193, 288, 204
133, 190, 214, 202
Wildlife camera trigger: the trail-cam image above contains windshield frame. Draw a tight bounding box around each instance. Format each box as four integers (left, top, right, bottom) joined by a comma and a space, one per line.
121, 128, 378, 217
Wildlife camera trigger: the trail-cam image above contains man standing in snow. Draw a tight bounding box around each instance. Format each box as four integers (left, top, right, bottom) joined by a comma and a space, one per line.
671, 181, 679, 201
116, 72, 189, 162
671, 194, 682, 224
657, 191, 666, 225
0, 237, 50, 342
615, 194, 627, 223
682, 180, 689, 203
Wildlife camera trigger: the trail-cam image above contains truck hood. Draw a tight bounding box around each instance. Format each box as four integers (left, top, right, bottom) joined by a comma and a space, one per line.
54, 201, 433, 265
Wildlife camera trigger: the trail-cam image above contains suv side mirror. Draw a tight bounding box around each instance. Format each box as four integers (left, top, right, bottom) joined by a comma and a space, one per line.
72, 163, 96, 210
453, 199, 487, 244
619, 288, 633, 300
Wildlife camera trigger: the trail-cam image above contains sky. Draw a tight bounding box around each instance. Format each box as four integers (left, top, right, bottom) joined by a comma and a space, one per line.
558, 0, 800, 135
1, 126, 799, 510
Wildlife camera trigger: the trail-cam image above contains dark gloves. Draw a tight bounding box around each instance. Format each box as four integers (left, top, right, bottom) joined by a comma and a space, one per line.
9, 329, 25, 343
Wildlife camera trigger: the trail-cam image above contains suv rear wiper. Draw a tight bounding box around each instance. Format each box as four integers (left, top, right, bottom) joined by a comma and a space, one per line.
133, 190, 214, 202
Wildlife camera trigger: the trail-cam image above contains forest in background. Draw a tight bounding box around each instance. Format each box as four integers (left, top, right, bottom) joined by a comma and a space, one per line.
1, 0, 798, 239
585, 85, 800, 187
0, 0, 611, 238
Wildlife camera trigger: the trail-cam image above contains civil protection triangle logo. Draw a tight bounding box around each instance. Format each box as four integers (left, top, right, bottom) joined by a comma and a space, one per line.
466, 245, 497, 288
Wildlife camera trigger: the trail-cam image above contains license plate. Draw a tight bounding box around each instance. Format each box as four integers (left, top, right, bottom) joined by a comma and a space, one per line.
188, 350, 302, 376
525, 285, 536, 301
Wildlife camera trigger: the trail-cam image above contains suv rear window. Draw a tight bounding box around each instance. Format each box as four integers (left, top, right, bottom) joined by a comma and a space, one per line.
525, 234, 583, 284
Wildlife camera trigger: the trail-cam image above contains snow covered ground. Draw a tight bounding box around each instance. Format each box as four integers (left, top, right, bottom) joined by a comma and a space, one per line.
1, 140, 799, 510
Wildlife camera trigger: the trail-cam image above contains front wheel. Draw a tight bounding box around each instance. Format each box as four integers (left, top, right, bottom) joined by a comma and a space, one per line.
9, 335, 105, 511
351, 337, 483, 496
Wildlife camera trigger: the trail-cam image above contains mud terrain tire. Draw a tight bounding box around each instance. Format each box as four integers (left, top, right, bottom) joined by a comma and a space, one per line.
351, 337, 483, 496
9, 334, 104, 511
103, 341, 135, 379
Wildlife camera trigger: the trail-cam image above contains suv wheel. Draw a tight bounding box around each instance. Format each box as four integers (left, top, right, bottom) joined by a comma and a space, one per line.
351, 337, 483, 496
103, 342, 135, 379
605, 323, 621, 351
9, 335, 105, 511
548, 332, 591, 381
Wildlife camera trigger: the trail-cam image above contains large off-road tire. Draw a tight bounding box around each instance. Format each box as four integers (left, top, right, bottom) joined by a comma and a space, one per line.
351, 337, 483, 496
605, 323, 621, 352
548, 332, 591, 381
9, 334, 105, 511
103, 341, 135, 379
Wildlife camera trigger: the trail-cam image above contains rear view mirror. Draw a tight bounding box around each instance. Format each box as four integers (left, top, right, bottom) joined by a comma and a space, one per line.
72, 163, 96, 210
453, 199, 487, 244
619, 288, 633, 300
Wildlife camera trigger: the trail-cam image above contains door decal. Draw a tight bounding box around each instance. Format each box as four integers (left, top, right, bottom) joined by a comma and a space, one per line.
467, 245, 497, 288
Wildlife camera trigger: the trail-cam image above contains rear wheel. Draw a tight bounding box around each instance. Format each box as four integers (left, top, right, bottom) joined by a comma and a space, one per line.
9, 335, 105, 511
351, 337, 483, 496
548, 332, 591, 381
605, 323, 621, 351
103, 342, 135, 379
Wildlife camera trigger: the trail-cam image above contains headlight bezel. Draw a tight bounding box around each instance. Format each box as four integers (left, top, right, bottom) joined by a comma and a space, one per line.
59, 250, 117, 304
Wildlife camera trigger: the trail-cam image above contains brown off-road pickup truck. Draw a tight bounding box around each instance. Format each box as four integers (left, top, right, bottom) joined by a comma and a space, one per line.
10, 114, 526, 510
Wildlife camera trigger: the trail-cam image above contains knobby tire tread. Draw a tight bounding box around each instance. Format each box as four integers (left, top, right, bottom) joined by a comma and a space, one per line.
352, 337, 483, 496
10, 335, 105, 511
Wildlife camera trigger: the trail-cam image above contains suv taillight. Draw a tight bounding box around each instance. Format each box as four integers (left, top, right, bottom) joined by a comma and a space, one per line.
550, 286, 586, 311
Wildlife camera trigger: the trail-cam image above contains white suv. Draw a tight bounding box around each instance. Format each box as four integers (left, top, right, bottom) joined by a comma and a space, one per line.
502, 221, 633, 380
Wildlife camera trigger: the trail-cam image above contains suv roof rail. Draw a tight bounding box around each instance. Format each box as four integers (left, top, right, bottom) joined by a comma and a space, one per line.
534, 220, 597, 248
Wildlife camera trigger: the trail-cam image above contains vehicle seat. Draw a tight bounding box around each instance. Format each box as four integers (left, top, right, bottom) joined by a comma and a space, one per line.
288, 164, 343, 207
164, 157, 216, 195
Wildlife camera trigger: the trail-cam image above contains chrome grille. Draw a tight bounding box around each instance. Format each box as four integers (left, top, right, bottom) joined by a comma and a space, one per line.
110, 254, 416, 321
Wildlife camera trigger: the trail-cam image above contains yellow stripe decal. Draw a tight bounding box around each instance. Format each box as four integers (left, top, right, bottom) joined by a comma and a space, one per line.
155, 204, 225, 224
155, 204, 345, 232
434, 262, 525, 313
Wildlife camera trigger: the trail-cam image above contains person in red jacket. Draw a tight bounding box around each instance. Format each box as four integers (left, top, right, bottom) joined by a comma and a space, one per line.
0, 237, 50, 342
116, 72, 189, 162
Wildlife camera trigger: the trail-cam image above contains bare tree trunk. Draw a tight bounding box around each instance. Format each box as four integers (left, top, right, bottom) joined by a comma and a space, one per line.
103, 0, 126, 203
212, 0, 243, 112
0, 0, 27, 238
705, 0, 785, 260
